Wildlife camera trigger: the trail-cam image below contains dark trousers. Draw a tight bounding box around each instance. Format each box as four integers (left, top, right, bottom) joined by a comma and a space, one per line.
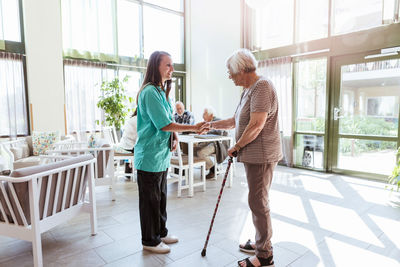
137, 169, 168, 246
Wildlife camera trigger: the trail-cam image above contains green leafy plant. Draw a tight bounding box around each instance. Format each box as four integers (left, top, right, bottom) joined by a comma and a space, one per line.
388, 147, 400, 192
96, 76, 133, 130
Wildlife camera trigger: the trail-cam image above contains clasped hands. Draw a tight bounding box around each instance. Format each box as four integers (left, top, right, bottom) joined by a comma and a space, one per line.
194, 121, 212, 135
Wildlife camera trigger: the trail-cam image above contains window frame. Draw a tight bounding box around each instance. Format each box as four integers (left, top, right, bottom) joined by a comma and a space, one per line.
0, 0, 29, 138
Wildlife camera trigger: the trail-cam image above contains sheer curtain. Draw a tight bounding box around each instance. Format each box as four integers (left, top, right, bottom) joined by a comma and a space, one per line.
258, 56, 293, 166
64, 59, 107, 135
0, 52, 28, 137
61, 0, 118, 62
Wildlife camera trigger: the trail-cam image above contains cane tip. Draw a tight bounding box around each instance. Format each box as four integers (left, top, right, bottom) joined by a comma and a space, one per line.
201, 249, 206, 257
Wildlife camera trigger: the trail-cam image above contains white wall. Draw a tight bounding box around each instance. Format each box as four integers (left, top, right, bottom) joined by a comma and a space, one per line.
23, 0, 65, 133
187, 0, 241, 121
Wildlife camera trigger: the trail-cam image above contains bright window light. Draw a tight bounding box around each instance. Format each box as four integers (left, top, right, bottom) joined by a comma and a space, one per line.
143, 6, 183, 63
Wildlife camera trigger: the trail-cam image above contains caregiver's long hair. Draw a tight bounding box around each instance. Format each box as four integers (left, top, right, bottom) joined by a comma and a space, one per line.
136, 51, 172, 104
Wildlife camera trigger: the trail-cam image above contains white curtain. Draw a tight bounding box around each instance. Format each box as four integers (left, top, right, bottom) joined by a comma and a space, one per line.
64, 59, 108, 135
61, 0, 118, 62
0, 52, 28, 137
258, 56, 293, 166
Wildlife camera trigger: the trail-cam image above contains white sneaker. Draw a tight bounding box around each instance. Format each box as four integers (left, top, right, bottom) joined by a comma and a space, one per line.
161, 235, 179, 244
142, 242, 170, 254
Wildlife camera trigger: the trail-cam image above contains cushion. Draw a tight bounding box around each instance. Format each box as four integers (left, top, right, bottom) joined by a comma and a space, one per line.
10, 147, 23, 161
20, 143, 30, 158
13, 156, 42, 170
32, 131, 60, 155
0, 154, 94, 226
0, 145, 12, 170
25, 136, 33, 156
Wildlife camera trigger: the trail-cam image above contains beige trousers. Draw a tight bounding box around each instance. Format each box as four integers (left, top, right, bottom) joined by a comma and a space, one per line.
196, 143, 215, 170
244, 162, 277, 259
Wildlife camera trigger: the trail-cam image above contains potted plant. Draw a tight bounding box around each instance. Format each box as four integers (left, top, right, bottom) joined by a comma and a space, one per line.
96, 76, 133, 133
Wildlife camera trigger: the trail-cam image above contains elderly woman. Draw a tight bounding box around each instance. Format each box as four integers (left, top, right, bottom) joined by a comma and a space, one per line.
202, 49, 281, 267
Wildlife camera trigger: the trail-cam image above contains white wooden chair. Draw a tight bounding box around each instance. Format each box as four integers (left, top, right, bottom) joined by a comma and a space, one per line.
0, 154, 97, 267
102, 126, 135, 181
48, 142, 116, 200
169, 143, 206, 197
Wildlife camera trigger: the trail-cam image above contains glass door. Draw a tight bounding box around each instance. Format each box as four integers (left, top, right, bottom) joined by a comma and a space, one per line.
294, 57, 328, 170
331, 55, 400, 179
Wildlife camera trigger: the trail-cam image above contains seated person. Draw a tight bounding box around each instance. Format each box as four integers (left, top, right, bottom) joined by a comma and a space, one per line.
196, 107, 227, 179
116, 110, 137, 178
174, 101, 195, 125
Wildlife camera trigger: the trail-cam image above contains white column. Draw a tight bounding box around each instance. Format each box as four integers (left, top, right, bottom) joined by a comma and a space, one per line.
23, 0, 65, 133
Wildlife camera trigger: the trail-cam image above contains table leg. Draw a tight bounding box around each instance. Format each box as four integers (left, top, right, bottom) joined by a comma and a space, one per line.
188, 142, 194, 197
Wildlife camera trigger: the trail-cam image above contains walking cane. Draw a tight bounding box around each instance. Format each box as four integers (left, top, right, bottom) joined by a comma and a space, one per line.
201, 151, 237, 257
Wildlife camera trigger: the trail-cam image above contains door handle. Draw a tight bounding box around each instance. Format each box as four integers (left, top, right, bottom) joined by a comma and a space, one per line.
334, 107, 343, 121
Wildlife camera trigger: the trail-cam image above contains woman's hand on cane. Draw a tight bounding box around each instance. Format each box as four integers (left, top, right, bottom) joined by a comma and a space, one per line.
228, 145, 240, 157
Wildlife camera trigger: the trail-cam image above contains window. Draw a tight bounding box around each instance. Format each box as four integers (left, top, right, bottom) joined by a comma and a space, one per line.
61, 0, 118, 62
296, 0, 328, 42
61, 0, 185, 63
117, 0, 140, 58
252, 0, 294, 50
295, 58, 327, 133
143, 6, 184, 63
64, 60, 108, 133
245, 0, 400, 50
0, 0, 27, 137
367, 96, 398, 117
0, 0, 21, 43
0, 52, 28, 136
332, 0, 382, 35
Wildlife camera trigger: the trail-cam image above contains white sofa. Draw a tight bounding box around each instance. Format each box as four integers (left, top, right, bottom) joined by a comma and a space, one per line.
0, 154, 97, 267
0, 135, 75, 171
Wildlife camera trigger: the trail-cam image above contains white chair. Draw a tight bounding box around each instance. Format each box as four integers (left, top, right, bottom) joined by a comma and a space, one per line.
102, 126, 135, 181
0, 154, 97, 267
169, 143, 206, 197
48, 142, 116, 200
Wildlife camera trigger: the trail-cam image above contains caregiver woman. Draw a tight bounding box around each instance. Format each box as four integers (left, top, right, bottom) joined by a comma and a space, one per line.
134, 51, 205, 254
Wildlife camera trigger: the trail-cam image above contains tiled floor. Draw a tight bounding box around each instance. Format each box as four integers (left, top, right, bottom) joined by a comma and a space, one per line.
1, 164, 400, 267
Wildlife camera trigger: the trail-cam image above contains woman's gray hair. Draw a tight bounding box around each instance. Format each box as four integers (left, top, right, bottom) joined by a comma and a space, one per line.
226, 48, 258, 75
204, 106, 216, 116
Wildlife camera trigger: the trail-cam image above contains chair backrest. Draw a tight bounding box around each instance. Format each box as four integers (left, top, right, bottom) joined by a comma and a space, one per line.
102, 126, 119, 145
47, 142, 113, 179
0, 154, 95, 226
171, 142, 184, 167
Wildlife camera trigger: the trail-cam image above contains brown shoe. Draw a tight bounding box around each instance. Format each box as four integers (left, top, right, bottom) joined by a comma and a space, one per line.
206, 167, 215, 179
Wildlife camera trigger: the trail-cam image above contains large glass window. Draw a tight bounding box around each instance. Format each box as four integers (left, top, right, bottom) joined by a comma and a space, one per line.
64, 60, 108, 133
296, 0, 329, 42
117, 0, 140, 58
294, 57, 327, 170
339, 59, 400, 137
252, 0, 294, 50
61, 0, 117, 62
0, 0, 21, 43
296, 58, 327, 133
143, 6, 184, 63
332, 0, 382, 35
0, 53, 28, 137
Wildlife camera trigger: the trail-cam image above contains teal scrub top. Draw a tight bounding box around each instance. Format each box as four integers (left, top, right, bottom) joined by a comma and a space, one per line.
134, 84, 173, 172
